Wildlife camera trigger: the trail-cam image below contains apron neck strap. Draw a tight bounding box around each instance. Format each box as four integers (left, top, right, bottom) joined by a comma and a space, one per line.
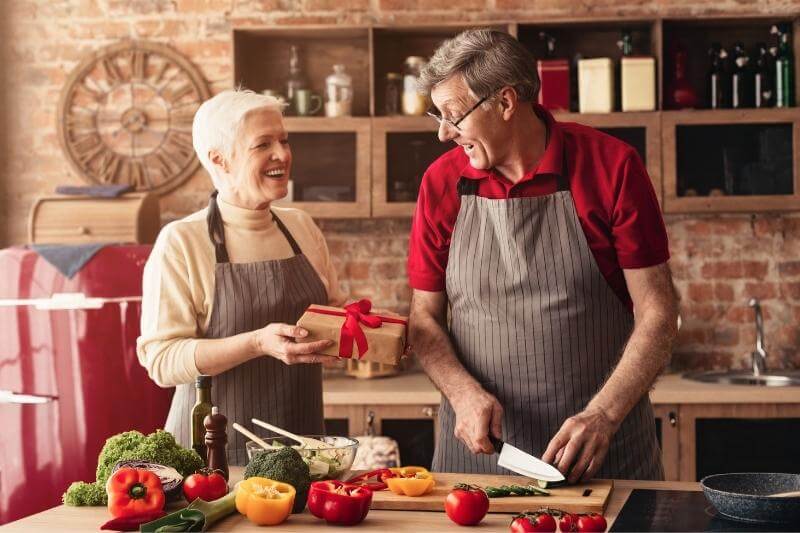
271, 211, 303, 255
207, 191, 230, 263
207, 191, 303, 264
556, 144, 569, 192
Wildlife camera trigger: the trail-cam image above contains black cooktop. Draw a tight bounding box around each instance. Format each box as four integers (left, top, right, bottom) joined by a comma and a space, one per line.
610, 490, 799, 532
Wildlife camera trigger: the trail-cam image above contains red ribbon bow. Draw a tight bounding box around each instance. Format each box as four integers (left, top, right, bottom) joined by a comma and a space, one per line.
306, 299, 407, 359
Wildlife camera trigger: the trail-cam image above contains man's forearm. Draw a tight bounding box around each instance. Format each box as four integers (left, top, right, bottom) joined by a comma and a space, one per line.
409, 302, 481, 402
587, 308, 677, 427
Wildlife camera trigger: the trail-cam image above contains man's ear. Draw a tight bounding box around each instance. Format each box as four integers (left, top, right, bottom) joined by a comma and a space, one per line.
498, 86, 519, 120
209, 150, 229, 173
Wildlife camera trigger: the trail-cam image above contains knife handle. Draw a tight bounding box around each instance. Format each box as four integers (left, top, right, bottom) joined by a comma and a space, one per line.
488, 435, 504, 454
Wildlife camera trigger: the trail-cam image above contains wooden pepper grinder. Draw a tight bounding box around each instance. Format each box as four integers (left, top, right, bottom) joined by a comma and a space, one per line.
203, 406, 229, 480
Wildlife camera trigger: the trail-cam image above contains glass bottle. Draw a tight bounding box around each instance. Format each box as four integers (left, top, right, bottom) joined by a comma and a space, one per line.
402, 56, 428, 116
191, 375, 213, 461
772, 24, 795, 108
665, 43, 698, 109
754, 42, 774, 108
384, 72, 402, 115
324, 64, 353, 117
286, 45, 306, 115
731, 42, 753, 108
707, 43, 729, 109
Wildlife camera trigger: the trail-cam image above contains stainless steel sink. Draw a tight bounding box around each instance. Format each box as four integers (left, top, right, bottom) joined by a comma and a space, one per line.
683, 369, 800, 387
683, 298, 800, 386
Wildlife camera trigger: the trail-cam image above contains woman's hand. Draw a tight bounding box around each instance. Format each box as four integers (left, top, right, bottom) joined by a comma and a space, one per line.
254, 323, 335, 365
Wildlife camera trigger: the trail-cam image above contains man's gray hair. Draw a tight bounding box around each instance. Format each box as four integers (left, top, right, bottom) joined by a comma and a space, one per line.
419, 29, 540, 103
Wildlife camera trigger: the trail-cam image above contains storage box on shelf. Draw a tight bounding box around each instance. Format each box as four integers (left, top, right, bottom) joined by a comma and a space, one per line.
662, 108, 800, 213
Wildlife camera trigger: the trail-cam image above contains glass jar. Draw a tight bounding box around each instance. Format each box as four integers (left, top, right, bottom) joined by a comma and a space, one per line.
384, 72, 402, 115
402, 56, 428, 116
325, 64, 353, 117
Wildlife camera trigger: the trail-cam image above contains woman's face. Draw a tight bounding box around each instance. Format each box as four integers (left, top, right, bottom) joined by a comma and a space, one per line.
216, 107, 292, 209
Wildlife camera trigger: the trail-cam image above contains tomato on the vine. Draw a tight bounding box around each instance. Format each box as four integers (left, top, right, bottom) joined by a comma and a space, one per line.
509, 511, 557, 533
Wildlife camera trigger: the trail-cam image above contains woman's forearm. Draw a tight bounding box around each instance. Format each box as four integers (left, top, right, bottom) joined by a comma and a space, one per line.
194, 331, 261, 376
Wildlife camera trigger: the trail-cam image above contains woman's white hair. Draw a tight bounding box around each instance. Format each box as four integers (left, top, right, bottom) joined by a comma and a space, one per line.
192, 89, 284, 188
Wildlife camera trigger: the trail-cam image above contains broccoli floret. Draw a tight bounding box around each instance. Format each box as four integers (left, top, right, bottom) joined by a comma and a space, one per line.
244, 447, 311, 513
63, 429, 204, 506
62, 481, 106, 506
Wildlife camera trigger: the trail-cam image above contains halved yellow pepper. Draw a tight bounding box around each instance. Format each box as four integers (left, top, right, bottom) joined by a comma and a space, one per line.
389, 466, 429, 477
235, 477, 295, 526
385, 471, 435, 497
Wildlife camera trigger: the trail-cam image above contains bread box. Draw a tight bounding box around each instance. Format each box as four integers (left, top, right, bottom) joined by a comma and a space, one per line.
28, 192, 160, 244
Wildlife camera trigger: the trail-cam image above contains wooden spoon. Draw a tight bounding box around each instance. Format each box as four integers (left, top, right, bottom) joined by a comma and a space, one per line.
768, 490, 800, 498
232, 422, 271, 450
251, 418, 329, 449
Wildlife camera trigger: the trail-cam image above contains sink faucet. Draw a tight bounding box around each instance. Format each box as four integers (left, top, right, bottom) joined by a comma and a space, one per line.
749, 298, 768, 376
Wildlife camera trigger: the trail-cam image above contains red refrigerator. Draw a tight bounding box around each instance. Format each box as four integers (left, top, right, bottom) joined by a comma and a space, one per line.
0, 245, 174, 524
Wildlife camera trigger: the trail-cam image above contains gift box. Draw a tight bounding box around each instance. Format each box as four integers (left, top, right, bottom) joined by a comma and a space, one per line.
296, 299, 407, 365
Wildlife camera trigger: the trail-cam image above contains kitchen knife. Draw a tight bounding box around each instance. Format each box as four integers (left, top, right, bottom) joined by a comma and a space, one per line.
490, 436, 565, 483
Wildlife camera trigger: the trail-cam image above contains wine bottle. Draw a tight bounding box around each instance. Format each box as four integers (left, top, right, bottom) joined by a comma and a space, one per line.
753, 42, 774, 108
772, 24, 795, 108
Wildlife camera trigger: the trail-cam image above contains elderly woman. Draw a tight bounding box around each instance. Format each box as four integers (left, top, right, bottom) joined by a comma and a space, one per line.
137, 89, 345, 465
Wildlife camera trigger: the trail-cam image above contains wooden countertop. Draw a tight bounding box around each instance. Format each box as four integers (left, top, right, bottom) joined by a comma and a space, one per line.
6, 467, 701, 532
323, 371, 800, 406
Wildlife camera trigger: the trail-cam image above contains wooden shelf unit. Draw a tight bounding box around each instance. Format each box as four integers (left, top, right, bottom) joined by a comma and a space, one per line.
662, 108, 800, 213
232, 16, 800, 218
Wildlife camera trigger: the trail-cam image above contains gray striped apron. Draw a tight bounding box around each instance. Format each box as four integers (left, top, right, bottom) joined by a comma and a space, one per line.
433, 152, 663, 480
165, 192, 328, 466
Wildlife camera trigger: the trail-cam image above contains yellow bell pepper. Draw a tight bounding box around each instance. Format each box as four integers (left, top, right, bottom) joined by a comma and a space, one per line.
385, 470, 435, 497
235, 477, 295, 526
389, 466, 429, 477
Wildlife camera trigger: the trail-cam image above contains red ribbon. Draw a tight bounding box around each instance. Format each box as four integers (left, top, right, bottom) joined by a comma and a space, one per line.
306, 299, 407, 359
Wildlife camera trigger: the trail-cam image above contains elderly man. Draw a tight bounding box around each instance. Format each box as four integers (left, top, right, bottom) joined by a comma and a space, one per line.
137, 89, 344, 465
407, 30, 679, 482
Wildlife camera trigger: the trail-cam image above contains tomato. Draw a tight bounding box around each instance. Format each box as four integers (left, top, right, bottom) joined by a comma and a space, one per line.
444, 484, 489, 526
509, 512, 557, 533
576, 513, 607, 532
559, 512, 579, 532
182, 469, 228, 502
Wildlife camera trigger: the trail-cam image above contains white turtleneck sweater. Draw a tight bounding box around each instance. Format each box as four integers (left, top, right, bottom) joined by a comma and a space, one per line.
136, 198, 346, 387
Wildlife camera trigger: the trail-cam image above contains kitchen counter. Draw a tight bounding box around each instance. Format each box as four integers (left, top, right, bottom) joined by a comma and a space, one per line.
323, 372, 800, 406
6, 467, 700, 532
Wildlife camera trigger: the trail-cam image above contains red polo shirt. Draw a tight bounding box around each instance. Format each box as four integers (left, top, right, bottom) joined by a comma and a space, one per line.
407, 105, 669, 310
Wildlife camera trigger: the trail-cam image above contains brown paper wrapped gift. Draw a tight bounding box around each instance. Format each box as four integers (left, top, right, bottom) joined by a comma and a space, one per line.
296, 300, 407, 365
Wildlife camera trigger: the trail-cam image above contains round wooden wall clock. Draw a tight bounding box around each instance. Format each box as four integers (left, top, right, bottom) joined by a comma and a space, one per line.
57, 41, 211, 195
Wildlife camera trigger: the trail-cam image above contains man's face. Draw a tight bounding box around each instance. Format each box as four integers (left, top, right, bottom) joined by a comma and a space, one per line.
430, 75, 504, 171
218, 107, 291, 209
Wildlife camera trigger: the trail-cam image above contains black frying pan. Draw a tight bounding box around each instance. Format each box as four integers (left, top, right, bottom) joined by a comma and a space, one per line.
701, 473, 800, 525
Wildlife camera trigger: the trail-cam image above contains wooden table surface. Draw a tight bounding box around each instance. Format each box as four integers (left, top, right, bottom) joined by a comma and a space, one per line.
4, 468, 701, 532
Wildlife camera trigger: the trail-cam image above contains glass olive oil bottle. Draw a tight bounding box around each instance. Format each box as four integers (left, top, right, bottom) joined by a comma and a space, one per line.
191, 375, 213, 461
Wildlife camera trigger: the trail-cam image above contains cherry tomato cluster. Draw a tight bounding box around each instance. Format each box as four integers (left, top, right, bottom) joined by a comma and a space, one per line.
510, 509, 607, 533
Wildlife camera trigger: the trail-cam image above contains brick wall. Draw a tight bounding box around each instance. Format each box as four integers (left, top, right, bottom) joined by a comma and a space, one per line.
2, 0, 799, 372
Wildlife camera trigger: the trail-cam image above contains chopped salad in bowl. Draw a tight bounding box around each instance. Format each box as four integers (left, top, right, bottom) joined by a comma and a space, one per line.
245, 436, 358, 481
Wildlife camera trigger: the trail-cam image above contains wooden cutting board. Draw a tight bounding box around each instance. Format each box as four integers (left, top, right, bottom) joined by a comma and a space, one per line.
369, 473, 613, 514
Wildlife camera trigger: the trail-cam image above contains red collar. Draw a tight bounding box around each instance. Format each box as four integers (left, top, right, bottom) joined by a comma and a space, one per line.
460, 103, 564, 182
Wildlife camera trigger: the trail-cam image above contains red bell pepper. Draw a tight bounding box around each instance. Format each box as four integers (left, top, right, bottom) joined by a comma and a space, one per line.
344, 468, 395, 491
106, 467, 165, 519
307, 480, 373, 526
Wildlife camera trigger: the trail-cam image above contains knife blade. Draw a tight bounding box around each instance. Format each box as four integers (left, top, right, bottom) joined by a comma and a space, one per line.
490, 436, 565, 482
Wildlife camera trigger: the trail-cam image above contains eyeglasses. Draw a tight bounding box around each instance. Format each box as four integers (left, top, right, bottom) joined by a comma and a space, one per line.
426, 95, 489, 131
